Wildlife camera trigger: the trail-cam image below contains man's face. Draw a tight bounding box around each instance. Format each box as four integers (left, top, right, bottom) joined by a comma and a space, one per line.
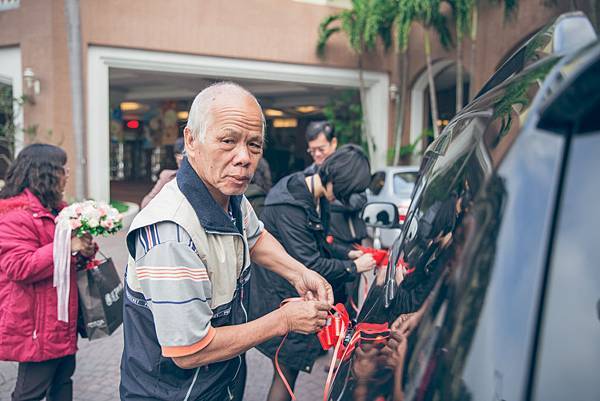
186, 92, 264, 199
307, 133, 337, 166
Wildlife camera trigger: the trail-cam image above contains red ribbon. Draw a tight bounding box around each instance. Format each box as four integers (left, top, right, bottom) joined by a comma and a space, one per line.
317, 304, 350, 352
85, 259, 101, 270
353, 244, 389, 268
275, 302, 391, 401
321, 305, 390, 400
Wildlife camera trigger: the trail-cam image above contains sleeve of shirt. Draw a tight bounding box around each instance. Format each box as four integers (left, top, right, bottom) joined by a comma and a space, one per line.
134, 221, 215, 358
242, 196, 265, 249
271, 205, 354, 285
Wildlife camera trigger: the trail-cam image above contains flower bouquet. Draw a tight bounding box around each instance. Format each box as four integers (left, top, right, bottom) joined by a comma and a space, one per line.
53, 200, 124, 322
58, 200, 123, 237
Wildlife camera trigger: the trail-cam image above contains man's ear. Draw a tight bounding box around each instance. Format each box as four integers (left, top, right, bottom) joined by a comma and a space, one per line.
331, 137, 338, 151
184, 127, 195, 154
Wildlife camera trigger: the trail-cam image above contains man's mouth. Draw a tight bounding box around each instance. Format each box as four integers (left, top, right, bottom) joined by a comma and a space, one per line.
228, 175, 251, 184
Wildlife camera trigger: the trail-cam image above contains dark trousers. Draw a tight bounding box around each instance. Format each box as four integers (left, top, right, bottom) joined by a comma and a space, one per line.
12, 354, 76, 401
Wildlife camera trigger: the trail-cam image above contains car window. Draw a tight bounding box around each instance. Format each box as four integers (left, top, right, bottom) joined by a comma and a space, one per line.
476, 23, 553, 98
369, 171, 386, 196
393, 172, 417, 197
394, 58, 564, 401
531, 67, 600, 401
327, 33, 569, 401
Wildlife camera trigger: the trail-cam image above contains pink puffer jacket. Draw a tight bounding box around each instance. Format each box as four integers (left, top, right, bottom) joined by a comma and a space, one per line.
0, 189, 78, 362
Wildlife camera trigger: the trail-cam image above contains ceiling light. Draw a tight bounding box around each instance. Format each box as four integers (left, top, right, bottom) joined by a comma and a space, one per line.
295, 106, 317, 113
120, 102, 143, 111
177, 111, 189, 120
273, 118, 298, 128
264, 108, 284, 117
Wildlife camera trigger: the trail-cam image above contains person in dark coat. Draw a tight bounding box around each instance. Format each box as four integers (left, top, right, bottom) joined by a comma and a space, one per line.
250, 144, 377, 401
303, 121, 368, 251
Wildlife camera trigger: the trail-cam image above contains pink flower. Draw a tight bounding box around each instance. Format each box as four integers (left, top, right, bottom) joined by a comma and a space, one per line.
70, 218, 82, 230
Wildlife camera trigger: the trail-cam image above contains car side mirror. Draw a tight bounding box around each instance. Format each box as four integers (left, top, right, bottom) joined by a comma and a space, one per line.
362, 202, 400, 229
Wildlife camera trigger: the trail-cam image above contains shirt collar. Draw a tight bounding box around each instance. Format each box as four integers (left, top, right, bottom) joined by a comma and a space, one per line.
176, 157, 243, 234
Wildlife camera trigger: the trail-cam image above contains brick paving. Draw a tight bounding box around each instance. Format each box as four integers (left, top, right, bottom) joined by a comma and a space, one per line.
0, 229, 330, 401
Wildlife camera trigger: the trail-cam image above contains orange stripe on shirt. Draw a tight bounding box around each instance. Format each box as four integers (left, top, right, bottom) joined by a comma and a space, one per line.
136, 270, 209, 276
137, 274, 209, 281
161, 326, 216, 357
136, 266, 208, 273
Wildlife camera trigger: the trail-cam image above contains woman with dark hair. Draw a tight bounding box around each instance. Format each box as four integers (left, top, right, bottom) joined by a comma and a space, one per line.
0, 144, 95, 401
250, 144, 377, 401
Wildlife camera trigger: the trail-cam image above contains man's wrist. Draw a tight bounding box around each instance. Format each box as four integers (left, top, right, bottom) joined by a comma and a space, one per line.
274, 308, 289, 337
285, 263, 307, 288
346, 261, 358, 275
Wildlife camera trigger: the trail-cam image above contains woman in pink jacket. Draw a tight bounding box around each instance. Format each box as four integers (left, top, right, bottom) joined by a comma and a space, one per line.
0, 144, 95, 401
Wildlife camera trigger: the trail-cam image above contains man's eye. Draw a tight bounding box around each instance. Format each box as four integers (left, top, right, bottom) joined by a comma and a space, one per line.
222, 138, 235, 145
250, 142, 263, 150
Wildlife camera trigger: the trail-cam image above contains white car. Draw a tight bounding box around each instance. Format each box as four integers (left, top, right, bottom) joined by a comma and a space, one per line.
366, 166, 419, 248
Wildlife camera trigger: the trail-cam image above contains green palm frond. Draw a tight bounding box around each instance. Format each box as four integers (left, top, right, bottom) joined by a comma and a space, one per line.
502, 0, 518, 20
489, 0, 518, 21
432, 12, 453, 49
317, 0, 398, 57
317, 13, 342, 56
450, 0, 476, 40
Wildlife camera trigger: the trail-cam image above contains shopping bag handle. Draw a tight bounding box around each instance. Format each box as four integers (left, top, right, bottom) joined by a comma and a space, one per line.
97, 248, 109, 261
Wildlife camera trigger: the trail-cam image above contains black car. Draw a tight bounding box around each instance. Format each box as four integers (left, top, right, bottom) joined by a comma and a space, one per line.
327, 12, 599, 401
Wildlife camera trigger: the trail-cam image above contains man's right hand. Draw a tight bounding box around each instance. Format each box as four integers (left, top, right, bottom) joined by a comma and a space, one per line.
354, 253, 376, 273
279, 300, 330, 335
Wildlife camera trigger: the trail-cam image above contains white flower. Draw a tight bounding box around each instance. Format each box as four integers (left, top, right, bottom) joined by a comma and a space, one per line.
87, 218, 100, 228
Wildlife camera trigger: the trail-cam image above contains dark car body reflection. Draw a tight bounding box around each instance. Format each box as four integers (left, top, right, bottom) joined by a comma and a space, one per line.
327, 12, 599, 401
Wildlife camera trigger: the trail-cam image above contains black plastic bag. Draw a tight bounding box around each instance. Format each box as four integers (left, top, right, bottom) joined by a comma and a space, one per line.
77, 256, 124, 340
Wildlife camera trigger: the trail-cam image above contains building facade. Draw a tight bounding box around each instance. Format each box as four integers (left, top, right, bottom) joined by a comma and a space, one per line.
0, 0, 585, 201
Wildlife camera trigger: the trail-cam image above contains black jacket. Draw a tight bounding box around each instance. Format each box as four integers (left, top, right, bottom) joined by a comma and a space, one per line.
250, 172, 355, 372
304, 163, 368, 248
328, 193, 368, 247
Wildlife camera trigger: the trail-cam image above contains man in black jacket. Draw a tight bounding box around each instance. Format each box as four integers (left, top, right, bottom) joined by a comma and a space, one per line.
251, 145, 376, 401
303, 121, 368, 251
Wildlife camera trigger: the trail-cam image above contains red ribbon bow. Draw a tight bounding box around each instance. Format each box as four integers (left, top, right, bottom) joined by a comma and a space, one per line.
354, 244, 389, 267
276, 302, 391, 401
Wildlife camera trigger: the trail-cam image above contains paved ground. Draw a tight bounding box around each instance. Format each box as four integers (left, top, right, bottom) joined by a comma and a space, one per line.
0, 230, 330, 401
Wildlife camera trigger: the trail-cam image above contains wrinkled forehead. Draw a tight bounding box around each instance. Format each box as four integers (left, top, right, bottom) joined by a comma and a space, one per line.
207, 91, 265, 135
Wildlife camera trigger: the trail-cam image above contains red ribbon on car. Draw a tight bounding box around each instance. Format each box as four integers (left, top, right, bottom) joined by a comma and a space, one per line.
275, 301, 390, 401
353, 244, 389, 267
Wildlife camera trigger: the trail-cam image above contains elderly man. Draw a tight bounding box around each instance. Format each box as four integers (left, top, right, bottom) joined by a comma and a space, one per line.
120, 82, 333, 401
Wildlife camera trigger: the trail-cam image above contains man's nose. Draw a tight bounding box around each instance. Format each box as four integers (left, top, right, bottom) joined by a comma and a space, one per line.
233, 144, 251, 166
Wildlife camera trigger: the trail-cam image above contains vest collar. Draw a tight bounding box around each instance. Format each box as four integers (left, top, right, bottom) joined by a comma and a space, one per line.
176, 158, 243, 235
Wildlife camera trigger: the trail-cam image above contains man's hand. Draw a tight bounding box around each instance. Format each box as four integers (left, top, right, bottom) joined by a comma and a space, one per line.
354, 253, 376, 273
278, 300, 330, 335
381, 330, 408, 369
291, 269, 334, 305
348, 249, 363, 260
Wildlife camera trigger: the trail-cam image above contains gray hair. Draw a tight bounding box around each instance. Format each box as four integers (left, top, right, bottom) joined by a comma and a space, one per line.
186, 81, 265, 143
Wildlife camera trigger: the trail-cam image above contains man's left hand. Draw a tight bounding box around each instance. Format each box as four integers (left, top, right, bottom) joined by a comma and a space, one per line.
292, 269, 333, 305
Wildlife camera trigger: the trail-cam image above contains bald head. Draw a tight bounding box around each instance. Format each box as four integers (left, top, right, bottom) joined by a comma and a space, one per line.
186, 82, 265, 143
